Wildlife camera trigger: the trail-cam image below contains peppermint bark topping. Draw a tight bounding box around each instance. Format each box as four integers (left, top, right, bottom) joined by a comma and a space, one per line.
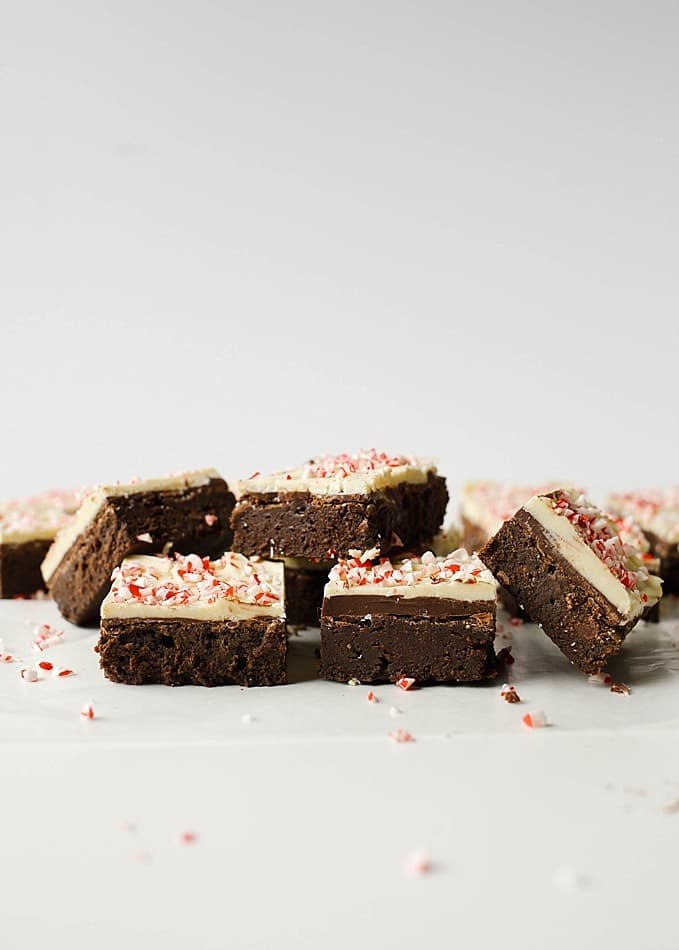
328, 549, 494, 591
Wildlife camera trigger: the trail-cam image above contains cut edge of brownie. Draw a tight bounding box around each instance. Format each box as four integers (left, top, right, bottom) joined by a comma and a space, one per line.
97, 616, 287, 687
231, 472, 448, 560
479, 509, 640, 673
0, 538, 52, 599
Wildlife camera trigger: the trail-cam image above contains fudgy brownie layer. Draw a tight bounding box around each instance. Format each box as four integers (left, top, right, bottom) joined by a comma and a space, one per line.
323, 594, 495, 619
231, 474, 448, 560
479, 509, 636, 674
284, 564, 327, 627
320, 611, 496, 684
0, 539, 51, 598
48, 478, 235, 626
97, 616, 287, 687
645, 530, 679, 594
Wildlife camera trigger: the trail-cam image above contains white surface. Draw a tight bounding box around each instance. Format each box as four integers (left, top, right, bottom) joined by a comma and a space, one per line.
1, 4, 679, 947
1, 597, 679, 949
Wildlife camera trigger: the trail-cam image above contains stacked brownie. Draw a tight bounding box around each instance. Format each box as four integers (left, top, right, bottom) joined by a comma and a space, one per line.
320, 549, 497, 684
480, 488, 663, 673
232, 450, 449, 625
98, 552, 286, 687
43, 469, 235, 625
608, 489, 679, 594
0, 489, 79, 598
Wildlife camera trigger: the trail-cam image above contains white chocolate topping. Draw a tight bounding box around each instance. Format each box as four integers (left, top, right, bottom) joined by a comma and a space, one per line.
459, 480, 567, 539
238, 450, 437, 497
324, 549, 496, 603
608, 489, 679, 547
42, 469, 221, 583
0, 489, 80, 544
101, 552, 285, 621
525, 490, 662, 620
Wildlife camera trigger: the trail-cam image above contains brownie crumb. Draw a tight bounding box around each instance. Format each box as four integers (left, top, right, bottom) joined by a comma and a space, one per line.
500, 683, 521, 703
610, 682, 631, 695
496, 646, 515, 666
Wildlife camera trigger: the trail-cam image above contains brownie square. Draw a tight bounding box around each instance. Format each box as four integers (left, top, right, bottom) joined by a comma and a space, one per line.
43, 469, 235, 625
231, 450, 448, 560
320, 550, 497, 685
98, 552, 286, 687
0, 489, 79, 598
479, 489, 663, 674
608, 490, 679, 595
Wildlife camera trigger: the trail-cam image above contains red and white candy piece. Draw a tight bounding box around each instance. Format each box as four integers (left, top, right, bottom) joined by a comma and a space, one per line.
388, 728, 414, 743
80, 701, 95, 720
522, 709, 547, 729
179, 831, 197, 846
20, 667, 38, 682
402, 848, 432, 878
366, 690, 379, 704
204, 513, 218, 527
55, 667, 74, 678
396, 676, 416, 691
30, 623, 64, 653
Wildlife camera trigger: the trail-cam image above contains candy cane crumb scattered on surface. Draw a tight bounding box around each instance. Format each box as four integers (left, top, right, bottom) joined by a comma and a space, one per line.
55, 667, 74, 678
500, 684, 521, 703
80, 701, 95, 720
179, 831, 198, 846
241, 713, 255, 724
389, 706, 402, 717
20, 667, 38, 682
367, 690, 379, 704
396, 676, 416, 691
402, 849, 432, 878
522, 709, 547, 729
388, 728, 414, 743
30, 623, 64, 653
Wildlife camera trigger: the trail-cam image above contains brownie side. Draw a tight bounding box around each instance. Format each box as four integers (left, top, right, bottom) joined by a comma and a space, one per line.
645, 530, 679, 594
97, 616, 287, 687
284, 564, 328, 627
48, 478, 235, 626
319, 610, 496, 684
460, 515, 491, 554
0, 539, 52, 599
479, 509, 636, 673
232, 473, 448, 560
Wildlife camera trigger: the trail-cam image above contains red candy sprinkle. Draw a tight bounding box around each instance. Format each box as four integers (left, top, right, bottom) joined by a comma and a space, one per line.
396, 676, 416, 691
80, 702, 95, 720
180, 831, 197, 846
522, 709, 547, 729
367, 690, 379, 704
388, 729, 414, 743
38, 661, 53, 671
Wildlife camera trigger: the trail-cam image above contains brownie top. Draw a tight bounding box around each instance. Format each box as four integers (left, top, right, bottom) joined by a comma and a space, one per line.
101, 552, 285, 621
237, 449, 437, 497
459, 480, 568, 537
42, 468, 224, 581
525, 489, 663, 618
324, 549, 496, 603
608, 489, 679, 546
0, 488, 79, 543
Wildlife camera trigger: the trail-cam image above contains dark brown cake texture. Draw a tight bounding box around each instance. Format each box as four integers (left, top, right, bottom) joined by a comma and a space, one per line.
98, 551, 286, 687
608, 490, 679, 595
231, 450, 448, 561
320, 549, 497, 685
283, 557, 332, 627
479, 489, 663, 674
0, 489, 79, 599
42, 469, 235, 626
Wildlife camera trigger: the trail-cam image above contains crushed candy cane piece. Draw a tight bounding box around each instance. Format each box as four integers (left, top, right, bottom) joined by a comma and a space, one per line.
500, 683, 521, 703
388, 706, 402, 717
402, 848, 432, 877
30, 623, 64, 653
588, 671, 613, 685
55, 667, 74, 678
20, 667, 38, 682
204, 513, 218, 526
136, 532, 153, 543
38, 660, 53, 671
241, 713, 255, 724
367, 690, 379, 704
522, 709, 547, 729
179, 831, 197, 846
1, 654, 15, 663
388, 728, 414, 743
80, 701, 95, 720
396, 676, 416, 691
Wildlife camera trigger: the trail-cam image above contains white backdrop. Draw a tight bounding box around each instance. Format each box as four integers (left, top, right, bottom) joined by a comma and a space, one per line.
1, 1, 677, 501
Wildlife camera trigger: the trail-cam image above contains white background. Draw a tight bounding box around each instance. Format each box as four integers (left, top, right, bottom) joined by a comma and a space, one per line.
1, 4, 678, 949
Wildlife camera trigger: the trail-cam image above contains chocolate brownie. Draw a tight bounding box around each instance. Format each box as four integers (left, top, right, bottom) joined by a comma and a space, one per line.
43, 469, 235, 626
98, 552, 286, 686
283, 557, 332, 626
608, 489, 679, 594
479, 489, 663, 674
0, 489, 79, 598
320, 549, 497, 684
231, 450, 448, 560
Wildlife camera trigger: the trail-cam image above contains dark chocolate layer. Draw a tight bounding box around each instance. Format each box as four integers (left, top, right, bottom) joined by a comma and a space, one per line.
48, 477, 235, 626
322, 593, 495, 619
231, 473, 448, 560
97, 615, 286, 687
480, 508, 637, 673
